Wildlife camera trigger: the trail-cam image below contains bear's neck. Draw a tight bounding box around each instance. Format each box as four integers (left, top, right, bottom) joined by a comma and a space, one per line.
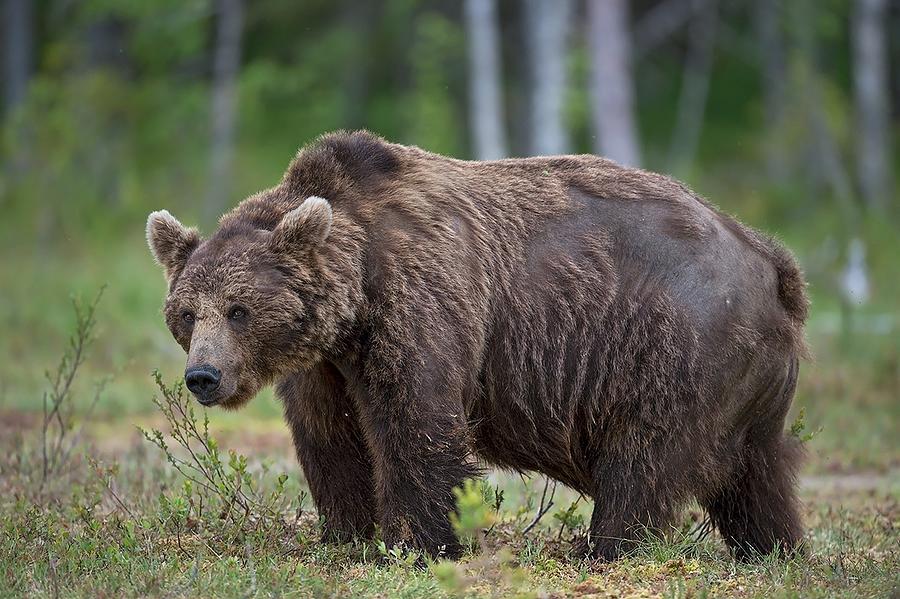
316, 211, 369, 357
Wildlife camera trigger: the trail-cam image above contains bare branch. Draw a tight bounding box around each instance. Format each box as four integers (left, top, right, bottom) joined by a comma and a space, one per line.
523, 477, 557, 534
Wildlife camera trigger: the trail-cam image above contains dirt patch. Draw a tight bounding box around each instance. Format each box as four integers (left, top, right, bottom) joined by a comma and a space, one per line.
3, 408, 898, 501
0, 409, 41, 435
801, 470, 900, 494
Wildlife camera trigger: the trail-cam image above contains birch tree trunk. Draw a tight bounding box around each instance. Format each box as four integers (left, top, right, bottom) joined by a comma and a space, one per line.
852, 0, 892, 212
586, 0, 641, 167
756, 0, 788, 183
633, 0, 698, 59
206, 0, 244, 222
464, 0, 508, 159
791, 0, 856, 223
524, 0, 572, 156
3, 0, 33, 113
667, 0, 717, 172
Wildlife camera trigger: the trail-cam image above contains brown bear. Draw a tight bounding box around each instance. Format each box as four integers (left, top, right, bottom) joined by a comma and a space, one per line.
147, 130, 808, 561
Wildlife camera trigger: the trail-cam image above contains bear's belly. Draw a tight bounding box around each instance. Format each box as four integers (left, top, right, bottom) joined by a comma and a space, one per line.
471, 278, 710, 494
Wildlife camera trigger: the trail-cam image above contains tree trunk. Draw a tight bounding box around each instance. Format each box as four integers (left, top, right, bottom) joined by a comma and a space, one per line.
667, 0, 717, 172
756, 0, 788, 183
586, 0, 641, 167
790, 0, 857, 224
464, 0, 507, 159
852, 0, 892, 212
524, 0, 572, 156
633, 0, 698, 59
206, 0, 244, 223
341, 0, 375, 129
3, 0, 33, 113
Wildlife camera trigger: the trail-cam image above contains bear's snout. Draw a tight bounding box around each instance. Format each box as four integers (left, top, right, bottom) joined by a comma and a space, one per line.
185, 365, 222, 404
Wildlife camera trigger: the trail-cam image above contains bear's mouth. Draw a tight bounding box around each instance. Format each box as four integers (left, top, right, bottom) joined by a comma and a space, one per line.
215, 381, 257, 411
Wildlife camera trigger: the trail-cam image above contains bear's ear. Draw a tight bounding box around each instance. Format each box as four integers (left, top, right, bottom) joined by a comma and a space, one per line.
146, 210, 200, 284
270, 196, 333, 256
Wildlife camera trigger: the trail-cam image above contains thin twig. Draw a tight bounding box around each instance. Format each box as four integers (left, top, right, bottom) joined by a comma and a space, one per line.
523, 477, 557, 534
38, 288, 104, 497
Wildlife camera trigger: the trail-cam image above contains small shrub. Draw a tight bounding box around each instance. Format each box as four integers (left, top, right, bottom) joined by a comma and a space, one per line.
552, 498, 585, 541
139, 372, 306, 550
450, 479, 497, 545
0, 288, 107, 503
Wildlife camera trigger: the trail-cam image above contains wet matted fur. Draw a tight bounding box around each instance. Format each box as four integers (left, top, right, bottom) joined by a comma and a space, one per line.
147, 130, 808, 561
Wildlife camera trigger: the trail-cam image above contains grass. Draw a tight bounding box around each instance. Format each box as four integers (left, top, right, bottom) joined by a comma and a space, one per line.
1, 372, 898, 599
0, 210, 898, 597
1, 396, 898, 597
0, 237, 284, 421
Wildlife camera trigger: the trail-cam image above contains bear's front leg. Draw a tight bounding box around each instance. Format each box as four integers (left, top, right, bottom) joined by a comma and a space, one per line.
357, 340, 478, 560
278, 363, 376, 543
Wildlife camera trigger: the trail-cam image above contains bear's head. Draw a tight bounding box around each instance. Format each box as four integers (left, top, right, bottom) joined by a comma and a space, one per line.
146, 197, 342, 409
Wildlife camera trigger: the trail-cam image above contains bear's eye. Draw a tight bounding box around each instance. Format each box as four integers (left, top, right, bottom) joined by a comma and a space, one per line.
181, 310, 195, 325
228, 306, 247, 321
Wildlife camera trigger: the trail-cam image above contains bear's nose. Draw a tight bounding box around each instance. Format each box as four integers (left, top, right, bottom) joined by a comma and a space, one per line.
185, 366, 221, 400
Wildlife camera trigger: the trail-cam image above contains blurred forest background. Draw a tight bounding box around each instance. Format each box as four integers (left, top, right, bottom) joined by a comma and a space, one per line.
0, 0, 897, 472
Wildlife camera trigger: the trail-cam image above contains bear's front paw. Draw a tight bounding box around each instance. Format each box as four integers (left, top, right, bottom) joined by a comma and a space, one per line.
320, 518, 375, 545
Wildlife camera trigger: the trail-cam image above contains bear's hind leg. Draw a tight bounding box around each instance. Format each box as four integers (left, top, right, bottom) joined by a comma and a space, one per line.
704, 359, 804, 560
704, 434, 804, 560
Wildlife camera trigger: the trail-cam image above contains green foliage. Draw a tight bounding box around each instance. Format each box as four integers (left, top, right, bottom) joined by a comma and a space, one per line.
552, 498, 585, 539
406, 11, 465, 157
377, 539, 422, 568
450, 479, 497, 541
789, 407, 823, 443
4, 0, 893, 246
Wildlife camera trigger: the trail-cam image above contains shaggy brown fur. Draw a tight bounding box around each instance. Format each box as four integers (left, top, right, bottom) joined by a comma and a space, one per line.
147, 130, 808, 561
